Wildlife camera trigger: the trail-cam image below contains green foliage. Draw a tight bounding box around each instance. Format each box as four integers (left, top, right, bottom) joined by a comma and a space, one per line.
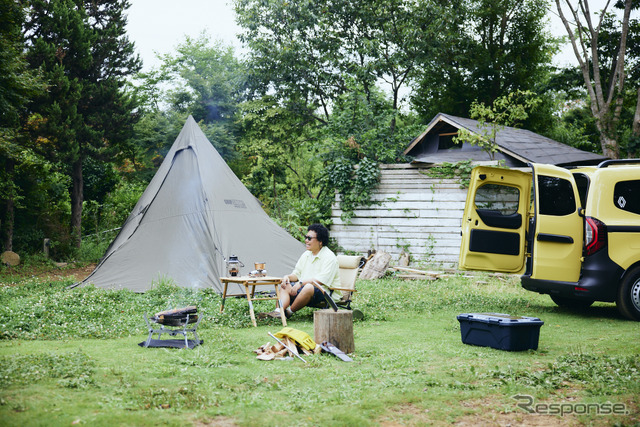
1, 272, 639, 425
454, 90, 542, 159
0, 277, 285, 340
323, 157, 380, 221
155, 33, 244, 161
78, 180, 145, 262
424, 160, 474, 188
23, 0, 142, 248
0, 350, 95, 389
271, 198, 331, 241
82, 180, 145, 235
491, 353, 640, 395
413, 0, 557, 123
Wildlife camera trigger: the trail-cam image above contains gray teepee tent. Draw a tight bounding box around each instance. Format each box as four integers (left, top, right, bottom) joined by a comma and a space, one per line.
74, 116, 304, 293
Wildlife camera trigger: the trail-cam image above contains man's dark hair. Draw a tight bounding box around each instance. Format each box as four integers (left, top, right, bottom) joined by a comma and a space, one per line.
308, 223, 329, 247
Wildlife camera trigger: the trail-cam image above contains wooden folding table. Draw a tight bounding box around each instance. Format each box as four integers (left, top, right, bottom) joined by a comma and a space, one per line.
219, 276, 287, 327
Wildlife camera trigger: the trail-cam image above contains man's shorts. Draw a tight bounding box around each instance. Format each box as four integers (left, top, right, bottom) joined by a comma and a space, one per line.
294, 282, 326, 306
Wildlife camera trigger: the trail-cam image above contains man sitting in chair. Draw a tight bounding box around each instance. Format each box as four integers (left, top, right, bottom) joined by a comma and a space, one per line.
260, 223, 340, 319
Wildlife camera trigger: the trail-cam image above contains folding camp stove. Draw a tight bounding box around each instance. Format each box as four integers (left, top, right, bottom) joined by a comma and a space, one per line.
142, 306, 202, 348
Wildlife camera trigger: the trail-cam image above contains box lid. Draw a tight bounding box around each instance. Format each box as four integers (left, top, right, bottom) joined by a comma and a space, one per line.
457, 312, 544, 326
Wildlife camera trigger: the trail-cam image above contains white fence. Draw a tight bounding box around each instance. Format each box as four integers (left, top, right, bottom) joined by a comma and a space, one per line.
330, 164, 469, 267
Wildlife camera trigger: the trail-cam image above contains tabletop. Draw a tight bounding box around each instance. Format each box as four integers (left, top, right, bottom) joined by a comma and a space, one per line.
219, 275, 282, 284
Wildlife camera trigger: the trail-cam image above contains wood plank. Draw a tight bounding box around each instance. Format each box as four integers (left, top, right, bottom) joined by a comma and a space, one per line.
396, 274, 439, 280
391, 266, 442, 276
331, 217, 462, 227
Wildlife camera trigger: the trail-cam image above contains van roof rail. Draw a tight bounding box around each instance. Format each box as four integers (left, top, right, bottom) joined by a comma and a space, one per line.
597, 159, 640, 168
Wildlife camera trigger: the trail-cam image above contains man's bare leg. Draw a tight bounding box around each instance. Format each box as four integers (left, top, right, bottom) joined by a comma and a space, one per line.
290, 284, 314, 312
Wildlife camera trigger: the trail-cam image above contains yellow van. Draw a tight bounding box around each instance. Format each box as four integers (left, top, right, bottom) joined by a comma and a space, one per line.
458, 159, 640, 321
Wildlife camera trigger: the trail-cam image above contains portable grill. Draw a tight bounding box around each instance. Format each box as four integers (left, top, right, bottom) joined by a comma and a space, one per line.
142, 306, 202, 348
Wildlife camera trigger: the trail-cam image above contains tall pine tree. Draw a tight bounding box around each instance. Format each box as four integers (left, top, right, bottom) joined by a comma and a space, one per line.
24, 0, 141, 246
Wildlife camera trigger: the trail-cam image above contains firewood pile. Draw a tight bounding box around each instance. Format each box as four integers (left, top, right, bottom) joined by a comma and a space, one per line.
151, 306, 198, 326
254, 338, 321, 361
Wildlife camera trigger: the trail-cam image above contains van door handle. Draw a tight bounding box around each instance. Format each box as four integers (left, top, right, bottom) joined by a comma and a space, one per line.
537, 233, 574, 244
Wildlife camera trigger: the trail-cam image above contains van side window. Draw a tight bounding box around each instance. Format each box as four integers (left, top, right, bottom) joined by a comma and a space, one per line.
614, 180, 640, 215
537, 175, 576, 216
474, 184, 519, 215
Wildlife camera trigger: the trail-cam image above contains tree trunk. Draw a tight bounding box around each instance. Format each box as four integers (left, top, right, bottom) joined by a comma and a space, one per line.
2, 160, 15, 252
596, 118, 621, 159
2, 198, 14, 252
633, 87, 640, 137
70, 158, 83, 248
555, 0, 633, 160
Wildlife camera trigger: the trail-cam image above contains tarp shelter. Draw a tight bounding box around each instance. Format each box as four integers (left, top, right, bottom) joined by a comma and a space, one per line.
73, 116, 304, 294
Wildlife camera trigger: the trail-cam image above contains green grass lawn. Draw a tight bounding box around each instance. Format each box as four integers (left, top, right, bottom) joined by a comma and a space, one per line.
0, 271, 638, 426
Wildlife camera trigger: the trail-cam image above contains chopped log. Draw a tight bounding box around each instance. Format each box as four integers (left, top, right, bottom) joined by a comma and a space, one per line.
359, 251, 391, 280
398, 251, 410, 267
314, 309, 354, 354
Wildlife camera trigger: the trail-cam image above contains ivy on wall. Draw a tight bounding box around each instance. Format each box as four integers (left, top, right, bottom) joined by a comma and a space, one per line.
325, 157, 380, 221
422, 160, 474, 188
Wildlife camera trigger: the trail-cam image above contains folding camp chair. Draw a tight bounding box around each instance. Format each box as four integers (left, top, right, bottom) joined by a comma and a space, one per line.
332, 255, 362, 309
310, 255, 364, 318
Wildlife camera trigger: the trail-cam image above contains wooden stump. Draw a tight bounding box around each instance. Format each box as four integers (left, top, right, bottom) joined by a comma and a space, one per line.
314, 309, 354, 354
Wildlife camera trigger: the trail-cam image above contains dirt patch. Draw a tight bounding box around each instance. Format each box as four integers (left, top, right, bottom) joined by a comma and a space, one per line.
453, 397, 579, 427
39, 263, 97, 282
454, 411, 576, 427
192, 416, 238, 427
378, 398, 581, 427
378, 402, 432, 426
0, 262, 97, 284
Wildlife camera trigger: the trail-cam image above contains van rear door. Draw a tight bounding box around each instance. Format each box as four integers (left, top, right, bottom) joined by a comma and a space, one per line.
459, 166, 531, 274
528, 164, 583, 282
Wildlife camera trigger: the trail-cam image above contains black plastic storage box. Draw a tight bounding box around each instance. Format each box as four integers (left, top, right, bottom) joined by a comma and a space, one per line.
456, 313, 544, 351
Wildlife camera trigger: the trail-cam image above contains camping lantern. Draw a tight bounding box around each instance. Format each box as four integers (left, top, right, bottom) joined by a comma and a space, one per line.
226, 255, 244, 277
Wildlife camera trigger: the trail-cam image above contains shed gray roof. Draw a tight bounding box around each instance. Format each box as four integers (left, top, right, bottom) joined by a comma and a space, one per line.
404, 113, 608, 167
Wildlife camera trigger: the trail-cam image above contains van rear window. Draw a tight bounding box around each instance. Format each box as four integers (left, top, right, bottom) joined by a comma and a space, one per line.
537, 175, 576, 216
474, 183, 519, 215
614, 180, 640, 215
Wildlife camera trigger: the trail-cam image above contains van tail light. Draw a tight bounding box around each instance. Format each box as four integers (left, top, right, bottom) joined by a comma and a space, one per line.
584, 217, 607, 256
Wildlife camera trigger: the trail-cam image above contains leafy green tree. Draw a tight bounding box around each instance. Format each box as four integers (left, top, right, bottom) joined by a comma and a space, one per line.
453, 90, 542, 159
235, 0, 441, 124
23, 0, 141, 247
236, 96, 318, 209
413, 0, 556, 123
555, 0, 639, 158
152, 33, 244, 161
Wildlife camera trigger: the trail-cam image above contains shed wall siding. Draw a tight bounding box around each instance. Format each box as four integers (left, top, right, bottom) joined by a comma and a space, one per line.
331, 165, 468, 267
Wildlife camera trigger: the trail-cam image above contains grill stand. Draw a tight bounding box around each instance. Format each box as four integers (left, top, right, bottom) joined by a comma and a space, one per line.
143, 313, 201, 348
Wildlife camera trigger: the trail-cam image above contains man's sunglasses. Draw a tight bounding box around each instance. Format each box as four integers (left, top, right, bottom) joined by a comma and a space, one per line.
304, 235, 316, 241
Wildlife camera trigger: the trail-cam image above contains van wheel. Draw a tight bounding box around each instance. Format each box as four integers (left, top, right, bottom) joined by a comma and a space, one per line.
617, 267, 640, 321
550, 295, 594, 309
